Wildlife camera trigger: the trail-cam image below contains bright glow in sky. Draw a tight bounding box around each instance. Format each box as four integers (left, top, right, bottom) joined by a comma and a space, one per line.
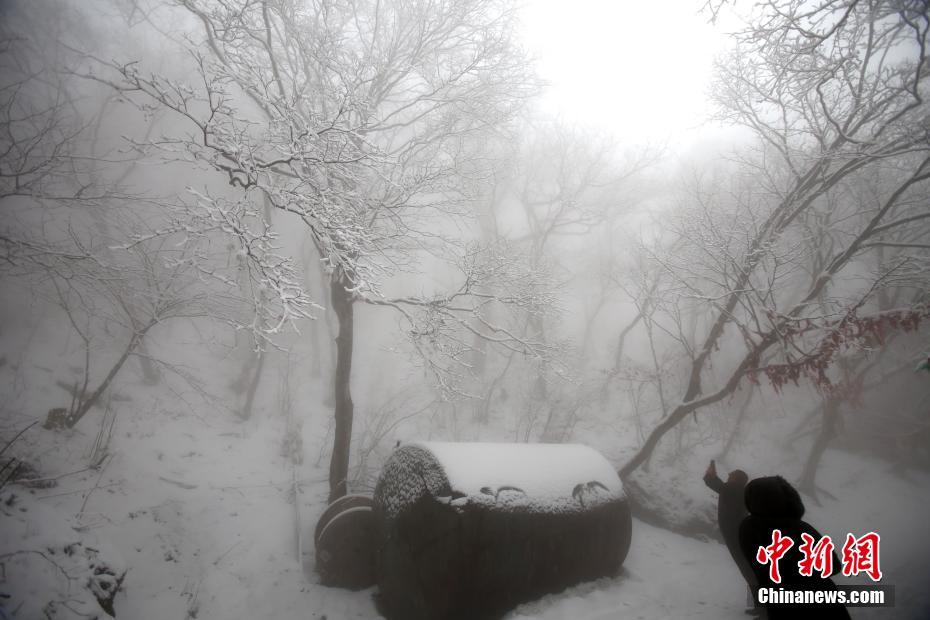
519, 1, 730, 148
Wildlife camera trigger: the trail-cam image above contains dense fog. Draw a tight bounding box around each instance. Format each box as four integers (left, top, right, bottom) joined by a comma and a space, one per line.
1, 1, 928, 618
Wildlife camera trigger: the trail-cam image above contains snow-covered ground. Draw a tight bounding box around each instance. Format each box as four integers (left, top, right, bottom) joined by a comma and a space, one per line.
2, 371, 928, 619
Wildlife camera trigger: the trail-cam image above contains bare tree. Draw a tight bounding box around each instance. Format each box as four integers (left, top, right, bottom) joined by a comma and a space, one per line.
618, 0, 930, 477
0, 26, 82, 202
85, 0, 544, 500
514, 124, 646, 397
0, 7, 272, 430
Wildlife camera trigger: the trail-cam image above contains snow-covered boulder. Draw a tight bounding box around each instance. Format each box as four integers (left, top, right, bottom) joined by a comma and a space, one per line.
372, 442, 632, 620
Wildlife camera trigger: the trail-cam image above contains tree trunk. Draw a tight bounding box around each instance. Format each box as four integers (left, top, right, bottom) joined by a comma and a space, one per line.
240, 349, 265, 420
718, 387, 755, 460
469, 323, 488, 380
328, 273, 355, 502
474, 350, 516, 425
619, 250, 853, 479
619, 373, 710, 477
798, 397, 840, 498
136, 341, 162, 385
309, 314, 323, 378
528, 313, 548, 400
64, 326, 150, 429
322, 307, 339, 407
598, 309, 646, 406
618, 334, 777, 478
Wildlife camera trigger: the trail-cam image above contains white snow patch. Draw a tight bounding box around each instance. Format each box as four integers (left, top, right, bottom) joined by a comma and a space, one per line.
416, 441, 624, 499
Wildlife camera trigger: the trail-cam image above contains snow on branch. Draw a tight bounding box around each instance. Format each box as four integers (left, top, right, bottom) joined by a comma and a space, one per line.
119, 187, 322, 344
364, 240, 559, 398
90, 44, 416, 305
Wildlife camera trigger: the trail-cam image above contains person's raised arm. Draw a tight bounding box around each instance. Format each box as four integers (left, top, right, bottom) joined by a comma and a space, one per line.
703, 459, 725, 493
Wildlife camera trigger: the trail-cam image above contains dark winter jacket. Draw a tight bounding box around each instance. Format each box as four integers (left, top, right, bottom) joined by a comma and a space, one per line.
738, 476, 850, 619
703, 470, 757, 592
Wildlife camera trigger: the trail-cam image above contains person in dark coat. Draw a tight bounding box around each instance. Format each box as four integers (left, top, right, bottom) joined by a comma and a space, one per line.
703, 460, 758, 613
739, 475, 850, 619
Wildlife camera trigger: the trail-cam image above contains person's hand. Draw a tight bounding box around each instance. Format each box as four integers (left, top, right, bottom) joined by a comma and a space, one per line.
705, 459, 717, 479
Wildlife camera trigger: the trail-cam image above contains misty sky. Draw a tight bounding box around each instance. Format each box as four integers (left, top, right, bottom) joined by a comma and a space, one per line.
520, 0, 729, 147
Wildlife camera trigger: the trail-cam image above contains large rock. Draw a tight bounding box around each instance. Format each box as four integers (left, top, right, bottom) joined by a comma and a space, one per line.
372, 442, 633, 620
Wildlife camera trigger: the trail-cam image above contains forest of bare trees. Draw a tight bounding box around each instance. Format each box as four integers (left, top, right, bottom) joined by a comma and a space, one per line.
1, 1, 928, 617
2, 0, 928, 500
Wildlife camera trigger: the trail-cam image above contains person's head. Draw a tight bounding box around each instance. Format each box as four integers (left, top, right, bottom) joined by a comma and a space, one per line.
744, 475, 805, 519
727, 469, 749, 486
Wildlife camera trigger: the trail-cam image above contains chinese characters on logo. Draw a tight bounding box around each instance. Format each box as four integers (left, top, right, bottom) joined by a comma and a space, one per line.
755, 530, 882, 583
756, 529, 794, 583
840, 532, 882, 581
798, 532, 834, 578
